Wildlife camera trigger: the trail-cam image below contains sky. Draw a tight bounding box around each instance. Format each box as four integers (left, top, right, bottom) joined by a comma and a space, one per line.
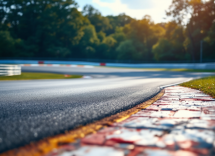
77, 0, 173, 23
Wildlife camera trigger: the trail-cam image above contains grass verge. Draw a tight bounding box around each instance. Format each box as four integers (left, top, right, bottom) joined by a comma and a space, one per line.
0, 72, 82, 80
180, 76, 215, 98
159, 68, 215, 72
99, 66, 215, 72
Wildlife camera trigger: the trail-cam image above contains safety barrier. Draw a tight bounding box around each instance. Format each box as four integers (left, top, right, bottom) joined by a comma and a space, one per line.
21, 64, 94, 68
0, 64, 21, 76
0, 60, 215, 69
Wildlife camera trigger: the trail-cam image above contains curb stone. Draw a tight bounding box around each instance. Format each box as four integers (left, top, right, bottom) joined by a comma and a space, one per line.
47, 86, 215, 156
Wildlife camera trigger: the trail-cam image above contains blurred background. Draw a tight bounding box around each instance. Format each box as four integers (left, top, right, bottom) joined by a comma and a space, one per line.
0, 0, 214, 63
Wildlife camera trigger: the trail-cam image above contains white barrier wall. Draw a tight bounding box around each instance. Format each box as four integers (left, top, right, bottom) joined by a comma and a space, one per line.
0, 64, 21, 76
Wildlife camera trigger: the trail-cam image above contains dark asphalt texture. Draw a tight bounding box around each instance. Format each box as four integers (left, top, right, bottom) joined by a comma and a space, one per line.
0, 66, 213, 153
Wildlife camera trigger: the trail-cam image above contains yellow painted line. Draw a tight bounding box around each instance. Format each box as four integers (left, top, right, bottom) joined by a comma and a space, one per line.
0, 90, 165, 156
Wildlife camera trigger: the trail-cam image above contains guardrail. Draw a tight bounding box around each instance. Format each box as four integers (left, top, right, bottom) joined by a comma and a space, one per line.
0, 64, 21, 76
0, 60, 215, 69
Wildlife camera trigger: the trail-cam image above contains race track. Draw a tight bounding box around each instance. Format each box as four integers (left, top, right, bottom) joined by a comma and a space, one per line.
0, 66, 212, 153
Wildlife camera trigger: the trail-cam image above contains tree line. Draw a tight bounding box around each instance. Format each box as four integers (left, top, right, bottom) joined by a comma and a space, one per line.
0, 0, 214, 62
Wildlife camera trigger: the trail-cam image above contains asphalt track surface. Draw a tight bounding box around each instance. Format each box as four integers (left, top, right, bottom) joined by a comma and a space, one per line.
0, 66, 213, 153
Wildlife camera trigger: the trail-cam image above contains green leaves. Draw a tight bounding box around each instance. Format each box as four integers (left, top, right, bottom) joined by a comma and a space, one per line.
0, 0, 86, 58
0, 0, 214, 62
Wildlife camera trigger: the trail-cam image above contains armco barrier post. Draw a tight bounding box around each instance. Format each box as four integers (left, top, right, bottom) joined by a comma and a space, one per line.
100, 63, 106, 66
38, 61, 44, 64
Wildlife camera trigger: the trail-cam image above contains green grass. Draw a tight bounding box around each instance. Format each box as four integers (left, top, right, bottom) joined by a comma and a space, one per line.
180, 76, 215, 98
99, 66, 215, 72
141, 68, 215, 72
0, 72, 82, 80
159, 68, 215, 72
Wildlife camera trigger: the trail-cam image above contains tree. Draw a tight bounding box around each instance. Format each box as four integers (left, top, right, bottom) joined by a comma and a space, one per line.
0, 31, 16, 57
1, 0, 88, 58
152, 21, 188, 61
153, 39, 173, 61
116, 40, 136, 60
127, 15, 157, 61
166, 0, 215, 61
202, 22, 215, 60
111, 27, 126, 43
79, 25, 99, 58
101, 36, 117, 59
1, 0, 214, 62
0, 31, 31, 57
106, 13, 133, 35
82, 5, 112, 33
97, 31, 106, 42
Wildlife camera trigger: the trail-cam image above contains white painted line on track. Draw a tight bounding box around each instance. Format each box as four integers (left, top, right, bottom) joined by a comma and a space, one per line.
160, 78, 193, 89
82, 76, 92, 79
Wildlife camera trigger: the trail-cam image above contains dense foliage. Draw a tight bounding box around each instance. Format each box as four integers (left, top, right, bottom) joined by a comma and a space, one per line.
0, 0, 214, 62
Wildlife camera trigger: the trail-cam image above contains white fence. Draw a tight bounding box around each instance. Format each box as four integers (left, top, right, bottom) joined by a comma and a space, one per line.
0, 64, 21, 76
